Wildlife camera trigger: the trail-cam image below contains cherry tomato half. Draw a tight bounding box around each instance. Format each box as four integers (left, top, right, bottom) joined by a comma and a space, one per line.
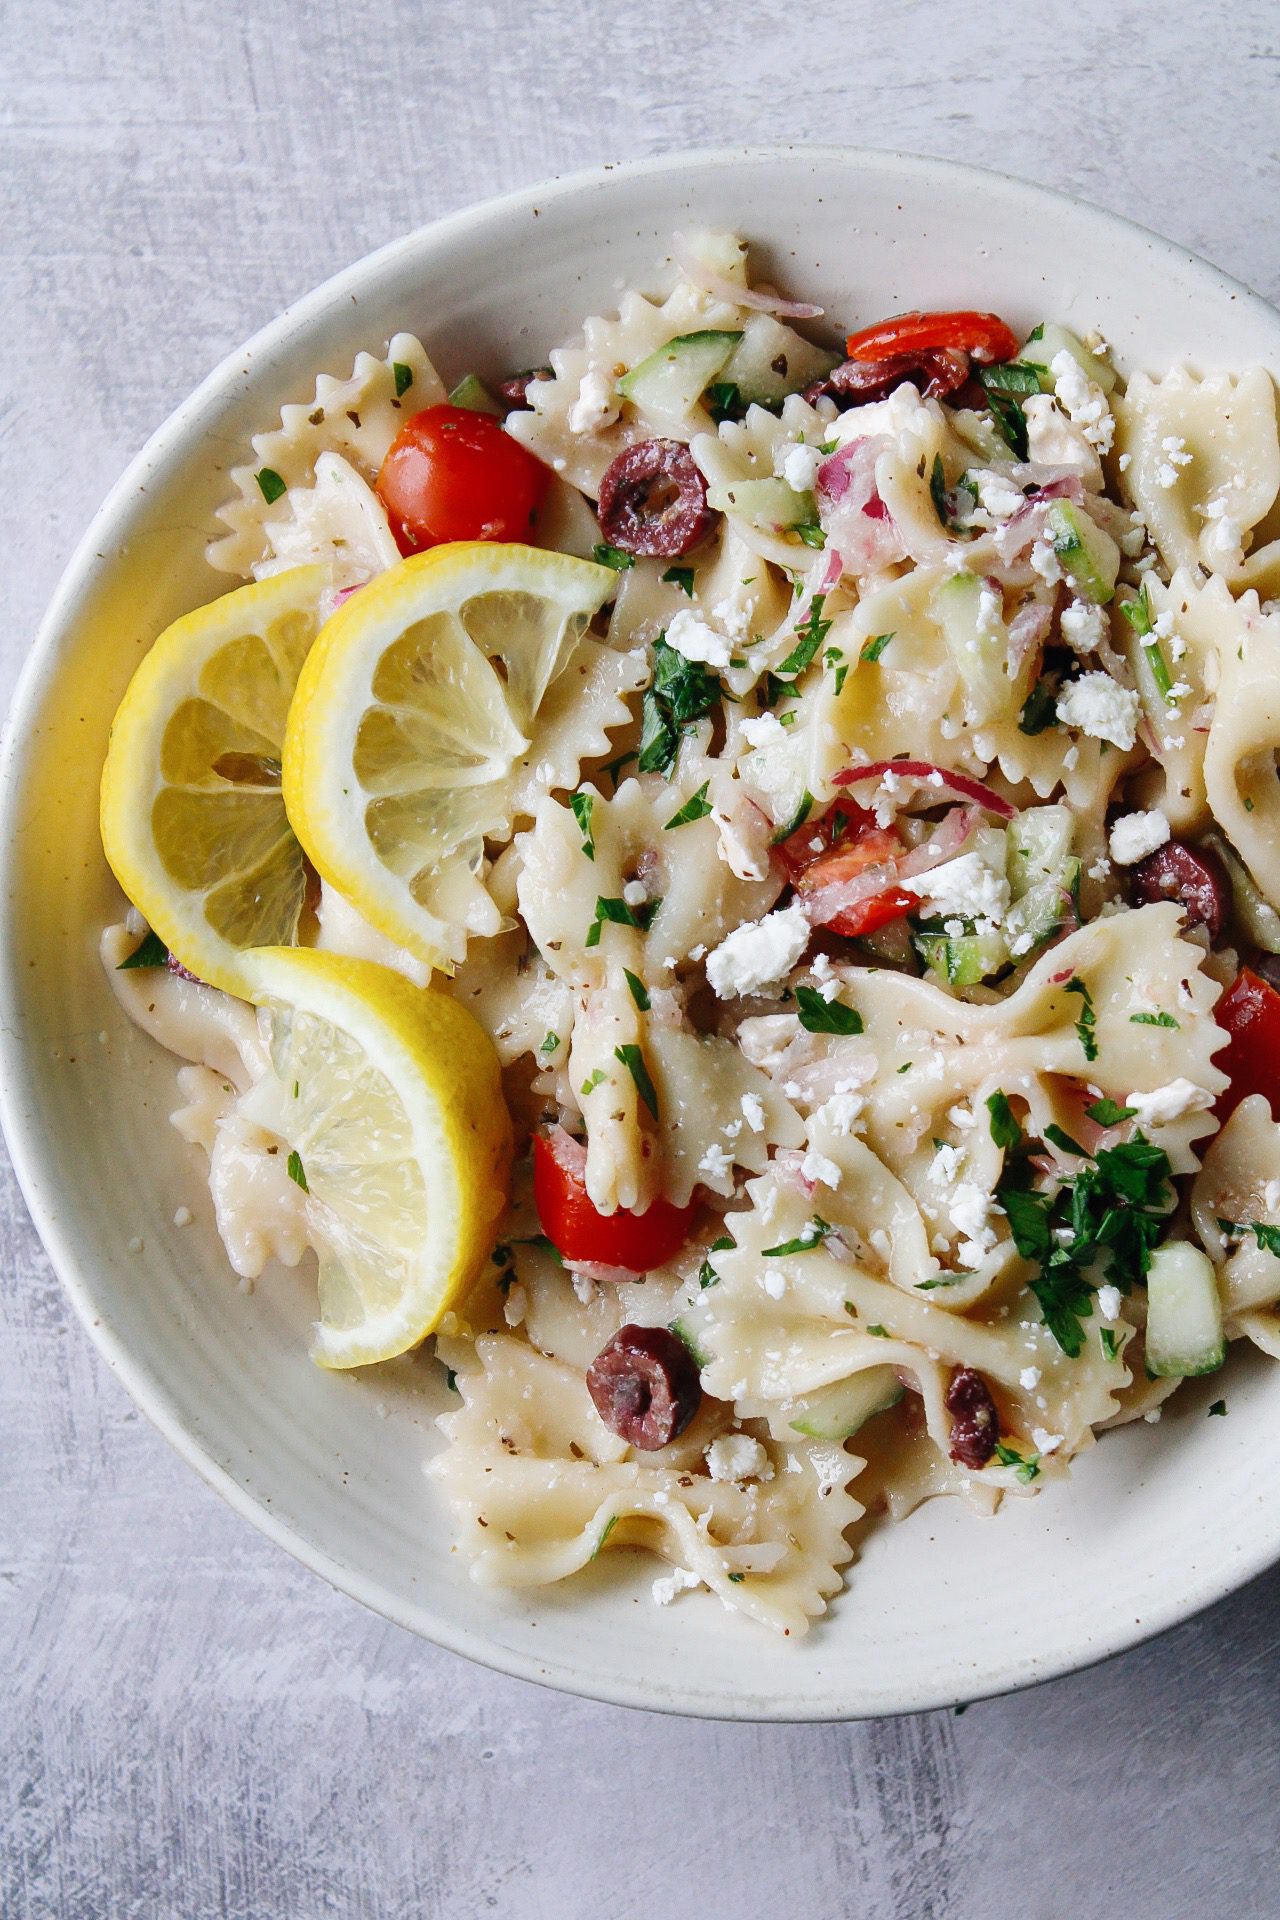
533, 1129, 699, 1270
1214, 968, 1280, 1122
778, 803, 915, 939
844, 310, 1021, 368
375, 404, 550, 554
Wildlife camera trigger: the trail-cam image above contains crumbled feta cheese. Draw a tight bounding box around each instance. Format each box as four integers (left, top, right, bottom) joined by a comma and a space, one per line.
976, 583, 1004, 640
1019, 1366, 1042, 1391
1031, 1427, 1064, 1455
903, 838, 1010, 933
664, 606, 733, 672
698, 1142, 735, 1182
949, 1180, 1002, 1262
622, 879, 648, 906
815, 1090, 865, 1136
1059, 600, 1108, 655
761, 1269, 788, 1300
1161, 434, 1192, 467
706, 1433, 773, 1482
1124, 1079, 1215, 1128
800, 1148, 841, 1190
1108, 808, 1171, 867
1029, 536, 1064, 586
1049, 350, 1115, 454
1096, 1284, 1123, 1320
970, 468, 1025, 526
740, 711, 789, 749
948, 1103, 977, 1131
1055, 672, 1140, 751
869, 1228, 892, 1260
173, 1205, 193, 1228
503, 1282, 527, 1328
929, 1142, 964, 1187
1201, 494, 1246, 570
1143, 1408, 1163, 1425
568, 368, 619, 435
652, 1566, 703, 1606
778, 441, 824, 493
1118, 451, 1131, 472
706, 903, 810, 999
1087, 855, 1112, 882
740, 1091, 766, 1133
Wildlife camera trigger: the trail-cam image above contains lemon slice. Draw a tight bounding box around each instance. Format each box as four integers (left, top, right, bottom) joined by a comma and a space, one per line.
100, 565, 328, 994
282, 542, 615, 970
236, 946, 511, 1368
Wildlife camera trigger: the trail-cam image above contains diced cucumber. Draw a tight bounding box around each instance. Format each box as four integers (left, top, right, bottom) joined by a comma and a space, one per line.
1021, 322, 1117, 395
668, 1315, 711, 1368
1005, 867, 1081, 959
931, 570, 1009, 724
1005, 805, 1080, 959
1045, 501, 1120, 606
617, 329, 742, 421
914, 923, 1009, 988
1208, 831, 1280, 955
1145, 1243, 1226, 1378
720, 312, 840, 407
447, 372, 502, 415
788, 1367, 904, 1440
705, 476, 815, 531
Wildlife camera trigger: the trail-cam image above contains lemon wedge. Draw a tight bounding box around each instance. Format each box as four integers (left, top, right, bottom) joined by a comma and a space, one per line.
236, 946, 511, 1368
100, 565, 327, 994
282, 542, 615, 971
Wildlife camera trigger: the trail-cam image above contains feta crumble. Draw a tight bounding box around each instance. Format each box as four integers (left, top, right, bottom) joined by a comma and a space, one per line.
1124, 1079, 1215, 1128
706, 902, 810, 999
652, 1566, 703, 1606
1108, 808, 1170, 866
1059, 600, 1108, 655
706, 1433, 774, 1482
568, 368, 619, 436
664, 606, 733, 672
1049, 349, 1115, 454
778, 441, 824, 493
740, 1091, 766, 1133
1096, 1284, 1123, 1321
800, 1148, 842, 1190
1055, 672, 1141, 751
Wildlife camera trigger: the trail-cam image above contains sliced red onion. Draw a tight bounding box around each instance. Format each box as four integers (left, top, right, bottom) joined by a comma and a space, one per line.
773, 1148, 818, 1198
832, 760, 1017, 821
543, 1123, 587, 1177
816, 436, 904, 573
1007, 594, 1054, 678
799, 806, 980, 925
570, 1258, 644, 1286
672, 232, 824, 319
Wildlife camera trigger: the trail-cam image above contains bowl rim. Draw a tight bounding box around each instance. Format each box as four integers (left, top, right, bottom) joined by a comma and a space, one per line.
5, 141, 1280, 1721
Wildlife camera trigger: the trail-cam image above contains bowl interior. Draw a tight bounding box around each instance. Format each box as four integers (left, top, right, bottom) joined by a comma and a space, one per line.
6, 147, 1280, 1719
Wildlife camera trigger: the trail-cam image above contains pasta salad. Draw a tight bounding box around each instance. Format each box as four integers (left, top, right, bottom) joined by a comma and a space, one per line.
99, 232, 1280, 1637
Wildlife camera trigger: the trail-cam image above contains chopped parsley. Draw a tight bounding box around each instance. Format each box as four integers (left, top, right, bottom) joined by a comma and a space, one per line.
928, 454, 950, 526
977, 369, 1031, 460
661, 565, 695, 595
727, 1572, 746, 1584
794, 985, 863, 1035
392, 362, 414, 398
1086, 1097, 1137, 1126
592, 1514, 620, 1559
776, 595, 833, 677
614, 1043, 658, 1119
1208, 1399, 1227, 1417
916, 1274, 966, 1290
255, 467, 287, 504
637, 634, 722, 776
664, 781, 713, 830
1044, 1123, 1088, 1157
622, 968, 650, 1012
771, 788, 814, 844
286, 1149, 309, 1193
538, 1030, 560, 1056
860, 630, 895, 664
1018, 671, 1060, 736
762, 1218, 832, 1257
585, 894, 662, 948
794, 522, 826, 549
1218, 1219, 1280, 1257
985, 1090, 1022, 1152
1100, 1328, 1119, 1361
705, 380, 742, 424
993, 1441, 1041, 1483
570, 790, 595, 860
580, 1068, 608, 1096
980, 360, 1043, 396
602, 749, 637, 789
1130, 1011, 1179, 1028
592, 543, 635, 572
1064, 975, 1099, 1062
866, 1324, 889, 1338
117, 930, 169, 970
698, 1233, 735, 1290
444, 1366, 458, 1392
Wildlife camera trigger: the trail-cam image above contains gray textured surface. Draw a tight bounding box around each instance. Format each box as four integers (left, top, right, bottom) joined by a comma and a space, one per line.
4, 2, 1280, 1914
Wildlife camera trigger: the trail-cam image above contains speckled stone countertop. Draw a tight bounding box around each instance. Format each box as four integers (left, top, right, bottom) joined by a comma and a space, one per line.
4, 3, 1280, 1912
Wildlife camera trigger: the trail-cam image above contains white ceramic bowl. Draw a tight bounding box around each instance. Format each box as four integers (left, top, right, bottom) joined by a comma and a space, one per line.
5, 147, 1280, 1721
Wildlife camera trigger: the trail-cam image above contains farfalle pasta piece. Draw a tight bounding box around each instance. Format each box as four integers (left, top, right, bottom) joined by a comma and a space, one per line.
428, 1334, 861, 1635
1115, 365, 1280, 593
208, 333, 446, 578
690, 393, 835, 572
1191, 1095, 1280, 1353
253, 452, 401, 599
1201, 591, 1280, 906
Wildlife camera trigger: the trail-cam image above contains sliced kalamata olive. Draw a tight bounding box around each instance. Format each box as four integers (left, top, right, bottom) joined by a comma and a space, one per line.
595, 439, 716, 557
497, 368, 553, 411
945, 1366, 999, 1469
586, 1323, 702, 1450
804, 348, 970, 408
1129, 839, 1229, 939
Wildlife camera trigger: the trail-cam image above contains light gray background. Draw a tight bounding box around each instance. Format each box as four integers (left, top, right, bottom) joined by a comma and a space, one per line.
4, 2, 1280, 1914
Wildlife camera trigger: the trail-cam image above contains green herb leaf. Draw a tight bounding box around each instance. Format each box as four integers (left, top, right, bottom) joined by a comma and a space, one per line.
664, 781, 713, 830
1208, 1399, 1227, 1417
795, 985, 864, 1035
592, 1514, 620, 1559
539, 1030, 560, 1056
1100, 1328, 1119, 1361
1064, 975, 1099, 1062
727, 1571, 746, 1583
860, 630, 895, 664
929, 453, 950, 526
1003, 1186, 1054, 1262
393, 362, 414, 399
570, 790, 595, 861
255, 467, 287, 504
794, 523, 826, 549
866, 1324, 889, 1338
776, 596, 833, 677
1018, 672, 1060, 736
286, 1149, 309, 1193
916, 1274, 966, 1290
698, 1233, 735, 1289
638, 635, 722, 775
762, 1218, 831, 1257
705, 380, 742, 424
1129, 1011, 1179, 1028
771, 788, 814, 844
593, 542, 635, 572
980, 361, 1043, 396
993, 1440, 1041, 1483
1119, 581, 1153, 638
614, 1043, 658, 1119
661, 565, 695, 595
585, 894, 662, 948
623, 968, 650, 1012
1086, 1097, 1137, 1126
117, 930, 170, 970
637, 690, 678, 775
981, 383, 1030, 461
1044, 1123, 1088, 1157
1143, 639, 1175, 702
1029, 1265, 1094, 1357
580, 1068, 608, 1095
602, 749, 637, 789
985, 1090, 1022, 1152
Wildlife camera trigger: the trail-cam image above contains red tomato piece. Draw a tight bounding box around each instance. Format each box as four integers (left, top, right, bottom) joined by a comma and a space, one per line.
1214, 969, 1280, 1123
777, 802, 915, 939
844, 310, 1021, 368
375, 404, 550, 554
532, 1130, 699, 1270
